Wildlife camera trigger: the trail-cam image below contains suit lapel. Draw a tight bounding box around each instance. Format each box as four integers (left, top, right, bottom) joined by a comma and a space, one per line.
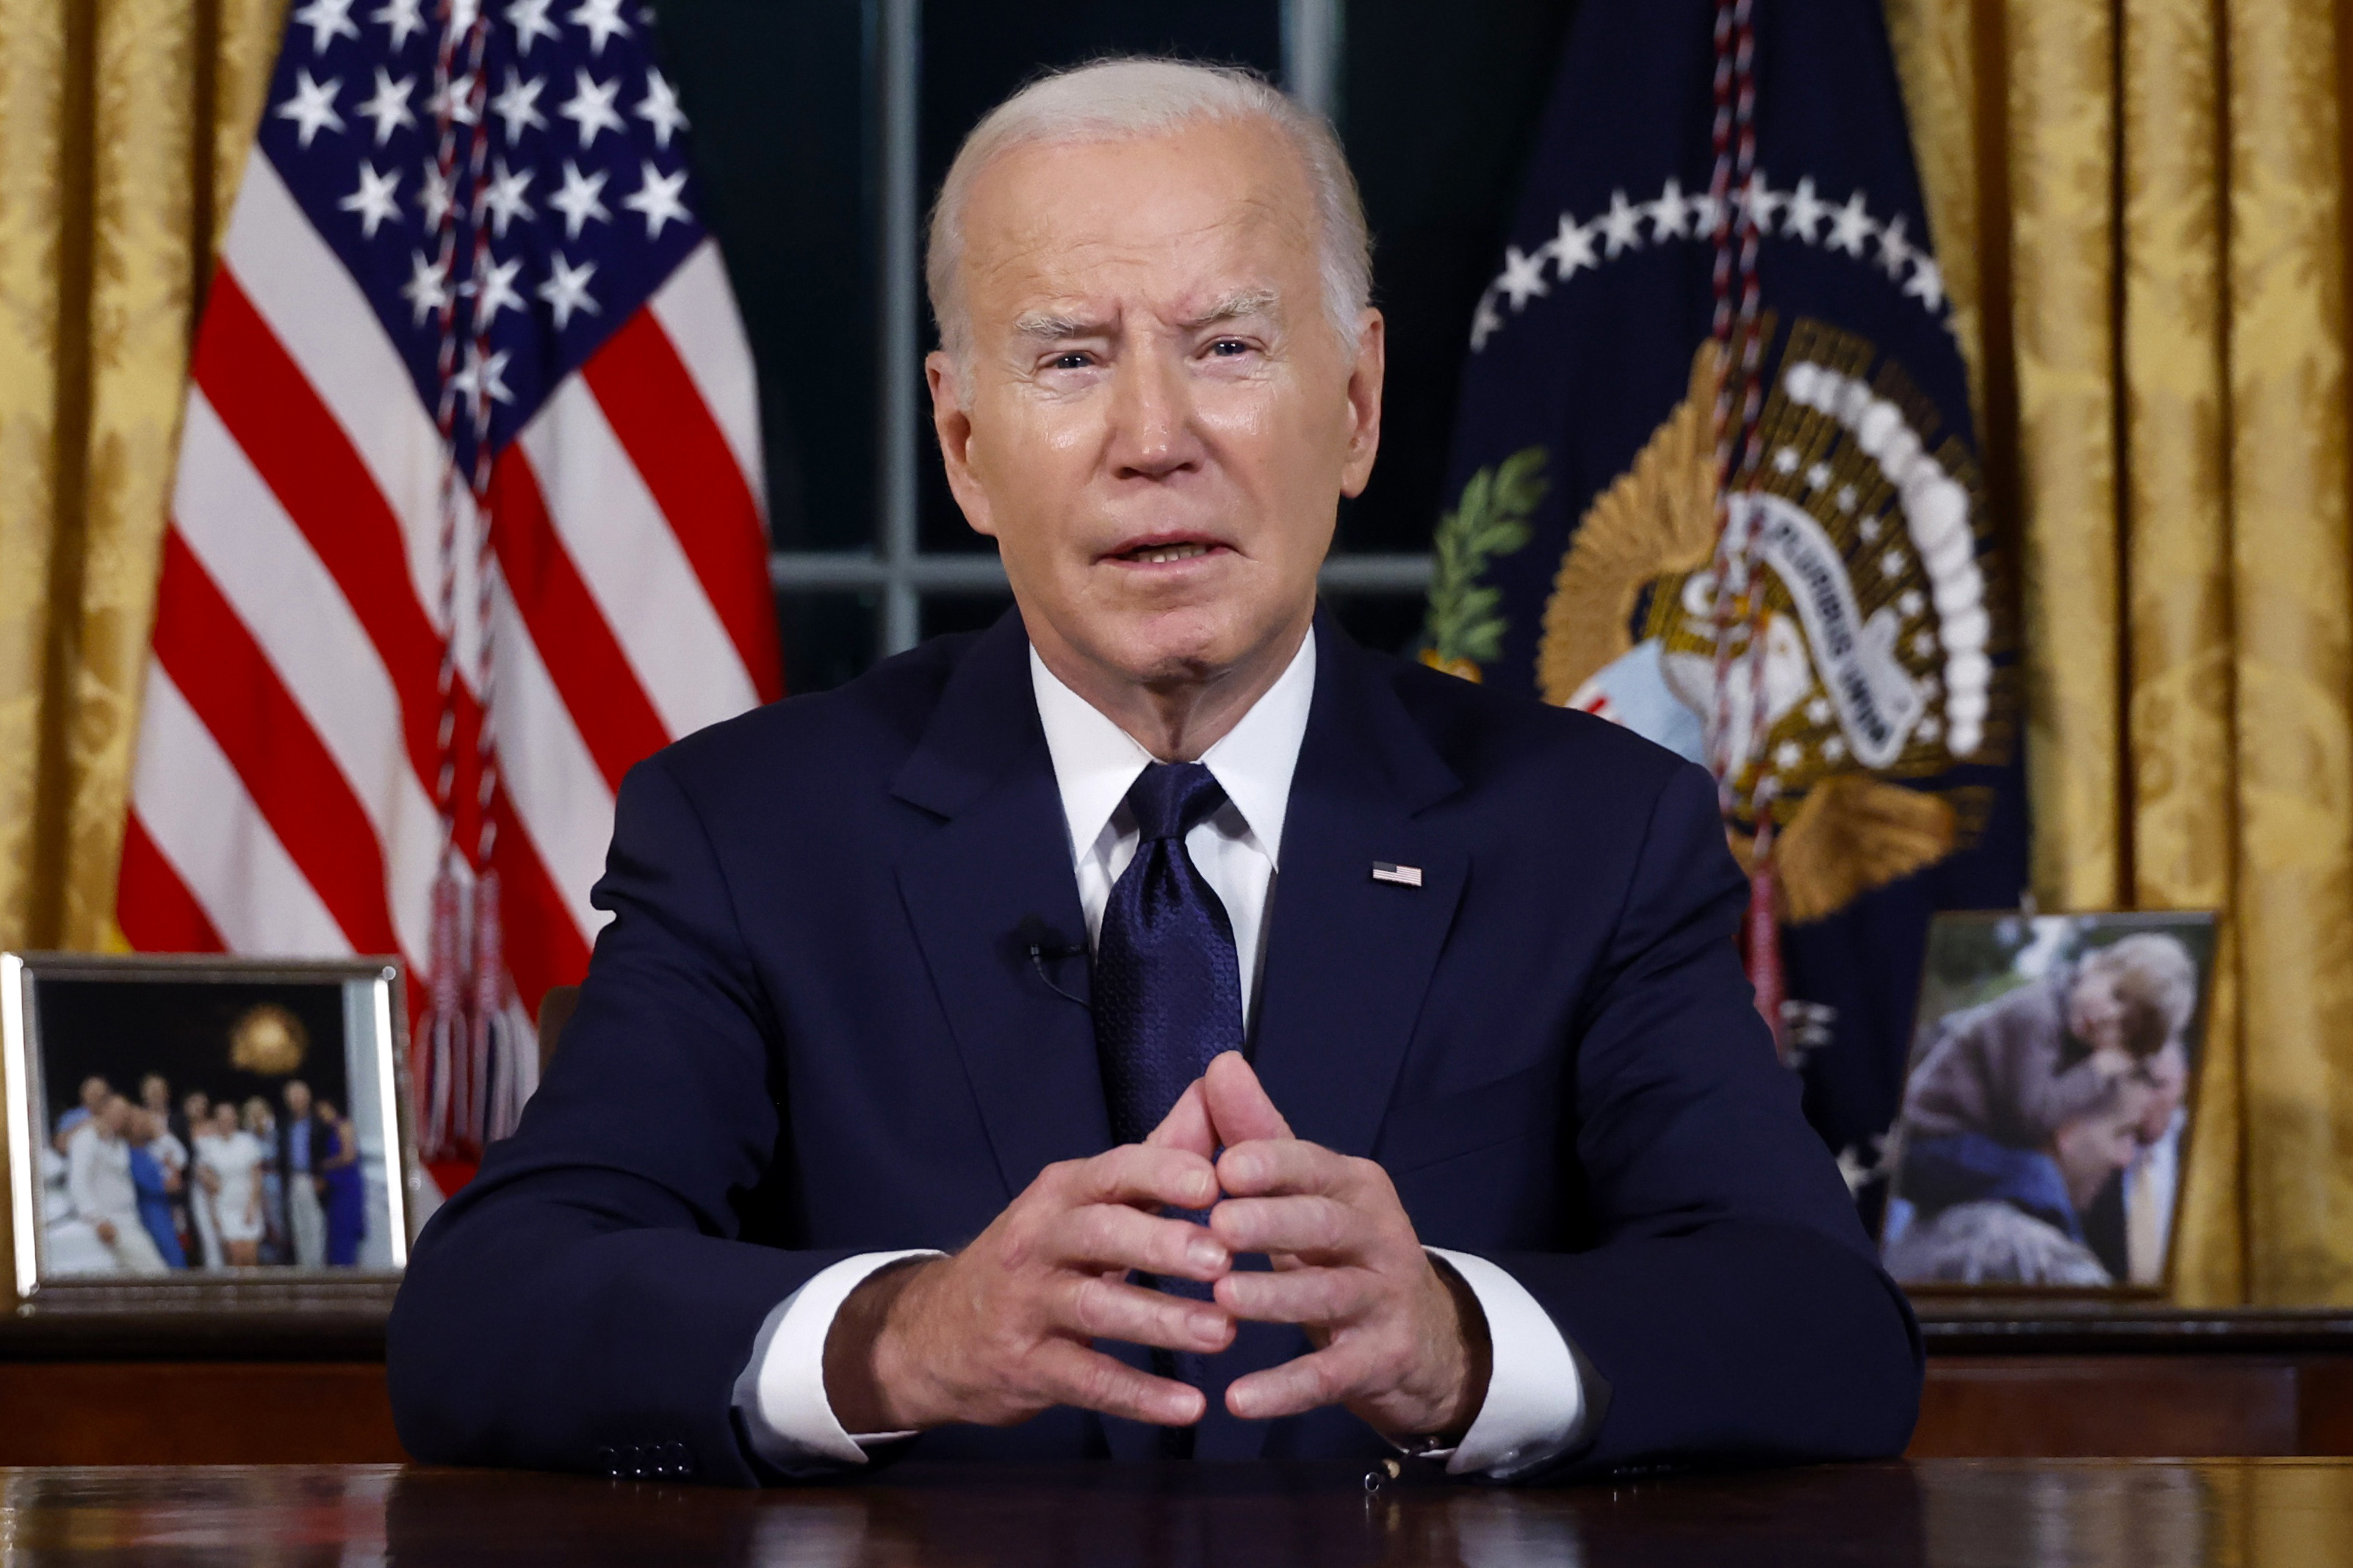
892, 613, 1109, 1204
1197, 616, 1469, 1462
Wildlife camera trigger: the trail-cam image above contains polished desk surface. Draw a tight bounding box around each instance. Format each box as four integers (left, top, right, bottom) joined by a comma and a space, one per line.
6, 1460, 2353, 1566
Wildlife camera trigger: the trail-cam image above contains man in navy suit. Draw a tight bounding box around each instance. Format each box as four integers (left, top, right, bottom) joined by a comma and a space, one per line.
387, 57, 1920, 1486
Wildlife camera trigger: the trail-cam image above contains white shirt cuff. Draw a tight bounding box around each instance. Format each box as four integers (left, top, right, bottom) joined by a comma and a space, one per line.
1426, 1247, 1587, 1478
731, 1249, 943, 1475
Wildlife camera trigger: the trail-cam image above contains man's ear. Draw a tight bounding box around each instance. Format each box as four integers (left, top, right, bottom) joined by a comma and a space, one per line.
1338, 308, 1385, 500
1203, 1051, 1292, 1146
926, 350, 996, 540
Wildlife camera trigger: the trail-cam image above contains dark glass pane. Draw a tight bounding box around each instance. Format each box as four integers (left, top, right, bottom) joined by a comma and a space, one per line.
779, 591, 879, 695
657, 0, 876, 552
919, 593, 1019, 642
1325, 591, 1430, 660
914, 2, 1286, 555
1334, 0, 1580, 555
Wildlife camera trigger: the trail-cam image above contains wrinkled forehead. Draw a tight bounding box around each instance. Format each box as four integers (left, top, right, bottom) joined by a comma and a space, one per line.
959, 121, 1320, 330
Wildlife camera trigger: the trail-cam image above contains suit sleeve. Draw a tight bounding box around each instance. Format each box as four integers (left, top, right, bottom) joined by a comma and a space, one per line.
386, 754, 851, 1486
1491, 761, 1924, 1478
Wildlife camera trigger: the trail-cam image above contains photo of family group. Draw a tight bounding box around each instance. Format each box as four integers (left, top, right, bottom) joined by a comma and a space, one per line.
12, 963, 410, 1286
1881, 911, 2217, 1291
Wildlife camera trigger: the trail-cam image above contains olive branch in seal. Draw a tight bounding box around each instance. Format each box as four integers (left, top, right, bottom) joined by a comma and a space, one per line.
1419, 445, 1549, 682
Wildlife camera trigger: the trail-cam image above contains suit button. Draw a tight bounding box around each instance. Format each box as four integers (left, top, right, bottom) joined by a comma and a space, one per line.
667, 1442, 693, 1478
594, 1445, 618, 1478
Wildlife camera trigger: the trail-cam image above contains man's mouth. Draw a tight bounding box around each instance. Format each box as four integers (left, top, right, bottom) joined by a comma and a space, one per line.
1108, 535, 1227, 566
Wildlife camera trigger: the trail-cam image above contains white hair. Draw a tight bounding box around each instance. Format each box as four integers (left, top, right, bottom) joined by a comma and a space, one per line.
925, 57, 1372, 380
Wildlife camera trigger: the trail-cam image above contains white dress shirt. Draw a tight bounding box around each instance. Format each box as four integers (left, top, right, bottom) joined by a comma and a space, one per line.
735, 629, 1586, 1478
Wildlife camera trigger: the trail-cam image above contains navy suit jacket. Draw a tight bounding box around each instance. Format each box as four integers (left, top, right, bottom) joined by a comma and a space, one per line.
386, 609, 1922, 1484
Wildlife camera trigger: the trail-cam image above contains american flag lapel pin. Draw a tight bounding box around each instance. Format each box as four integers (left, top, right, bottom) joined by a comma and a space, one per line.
1371, 861, 1423, 888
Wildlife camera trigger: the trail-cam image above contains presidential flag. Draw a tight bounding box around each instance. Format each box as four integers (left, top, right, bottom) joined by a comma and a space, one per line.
118, 0, 780, 1168
1423, 0, 2028, 1202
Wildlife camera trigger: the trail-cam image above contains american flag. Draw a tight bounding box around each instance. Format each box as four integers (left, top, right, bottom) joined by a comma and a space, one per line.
118, 0, 780, 1168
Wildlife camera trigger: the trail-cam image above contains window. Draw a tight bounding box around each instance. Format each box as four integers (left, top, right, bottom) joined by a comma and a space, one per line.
660, 0, 1576, 690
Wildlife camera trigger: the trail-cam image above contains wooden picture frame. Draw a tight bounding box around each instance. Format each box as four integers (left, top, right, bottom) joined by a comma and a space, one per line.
1881, 910, 2218, 1297
2, 953, 422, 1318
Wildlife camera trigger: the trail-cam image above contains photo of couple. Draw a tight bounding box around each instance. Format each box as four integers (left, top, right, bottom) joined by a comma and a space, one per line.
1881, 912, 2216, 1290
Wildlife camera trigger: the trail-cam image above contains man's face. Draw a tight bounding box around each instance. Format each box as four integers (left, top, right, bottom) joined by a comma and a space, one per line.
929, 118, 1383, 693
2051, 1080, 2153, 1208
80, 1077, 109, 1113
284, 1081, 311, 1117
2138, 1041, 2189, 1142
98, 1096, 131, 1137
2066, 969, 2128, 1055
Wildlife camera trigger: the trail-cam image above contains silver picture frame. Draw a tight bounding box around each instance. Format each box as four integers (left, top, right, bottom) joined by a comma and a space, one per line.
2, 952, 422, 1317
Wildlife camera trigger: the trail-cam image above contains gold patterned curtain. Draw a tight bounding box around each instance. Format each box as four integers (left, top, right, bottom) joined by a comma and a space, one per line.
1887, 0, 2353, 1305
0, 0, 284, 957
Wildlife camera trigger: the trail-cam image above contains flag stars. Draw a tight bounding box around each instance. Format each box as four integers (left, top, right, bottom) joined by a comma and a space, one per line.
1646, 178, 1693, 240
1742, 171, 1784, 234
1881, 546, 1909, 579
1859, 514, 1884, 543
1906, 254, 1946, 312
466, 255, 527, 327
1876, 214, 1914, 280
453, 343, 515, 418
428, 70, 480, 128
635, 67, 688, 149
401, 250, 451, 325
621, 160, 690, 239
1597, 189, 1646, 256
1826, 192, 1876, 256
417, 163, 453, 228
1773, 740, 1804, 771
371, 0, 425, 49
275, 70, 346, 148
506, 0, 561, 53
1550, 212, 1597, 278
490, 70, 548, 141
1469, 289, 1504, 351
339, 160, 403, 238
538, 250, 599, 328
478, 158, 536, 236
356, 68, 416, 145
549, 159, 610, 237
1823, 736, 1848, 762
1898, 588, 1925, 618
1805, 695, 1835, 726
559, 69, 624, 148
1835, 484, 1859, 513
1804, 460, 1832, 491
1783, 177, 1828, 243
1772, 445, 1800, 475
568, 0, 634, 54
1496, 244, 1550, 309
291, 0, 359, 54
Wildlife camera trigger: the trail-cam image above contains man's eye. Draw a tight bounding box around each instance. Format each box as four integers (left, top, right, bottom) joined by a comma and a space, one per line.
1051, 353, 1092, 371
1208, 339, 1250, 356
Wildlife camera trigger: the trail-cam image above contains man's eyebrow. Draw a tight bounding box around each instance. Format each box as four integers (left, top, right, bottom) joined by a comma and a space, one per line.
1179, 288, 1281, 330
1012, 311, 1106, 341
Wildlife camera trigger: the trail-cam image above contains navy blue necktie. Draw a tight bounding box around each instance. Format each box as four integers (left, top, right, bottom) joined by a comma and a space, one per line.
1094, 762, 1246, 1145
1092, 762, 1244, 1456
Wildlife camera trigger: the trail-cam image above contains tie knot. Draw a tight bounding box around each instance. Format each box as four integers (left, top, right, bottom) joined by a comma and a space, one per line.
1125, 762, 1228, 842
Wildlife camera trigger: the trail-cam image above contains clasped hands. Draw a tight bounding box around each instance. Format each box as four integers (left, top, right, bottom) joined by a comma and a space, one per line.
824, 1051, 1491, 1444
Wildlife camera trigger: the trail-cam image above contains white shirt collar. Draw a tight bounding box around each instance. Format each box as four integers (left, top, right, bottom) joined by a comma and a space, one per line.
1029, 627, 1316, 866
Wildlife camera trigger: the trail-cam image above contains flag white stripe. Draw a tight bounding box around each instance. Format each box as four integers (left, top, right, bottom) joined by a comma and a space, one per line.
130, 663, 352, 958
171, 393, 444, 969
220, 155, 485, 676
518, 380, 761, 737
648, 240, 768, 512
489, 572, 616, 940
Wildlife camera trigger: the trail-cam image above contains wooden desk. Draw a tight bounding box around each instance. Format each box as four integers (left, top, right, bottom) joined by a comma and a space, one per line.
10, 1306, 2353, 1466
4, 1459, 2351, 1564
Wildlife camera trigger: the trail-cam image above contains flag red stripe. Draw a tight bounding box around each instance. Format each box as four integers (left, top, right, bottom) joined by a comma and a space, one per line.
580, 314, 782, 702
195, 269, 495, 870
115, 812, 226, 953
151, 530, 403, 957
489, 449, 671, 795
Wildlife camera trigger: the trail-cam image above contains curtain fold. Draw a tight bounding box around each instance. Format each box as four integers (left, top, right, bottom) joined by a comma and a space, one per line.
0, 0, 283, 961
1889, 0, 2353, 1304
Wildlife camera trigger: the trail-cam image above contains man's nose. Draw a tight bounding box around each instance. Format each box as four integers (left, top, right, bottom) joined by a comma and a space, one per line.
1105, 342, 1203, 480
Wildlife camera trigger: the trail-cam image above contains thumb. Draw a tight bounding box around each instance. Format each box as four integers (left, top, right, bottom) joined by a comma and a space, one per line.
1143, 1078, 1217, 1160
1203, 1051, 1291, 1146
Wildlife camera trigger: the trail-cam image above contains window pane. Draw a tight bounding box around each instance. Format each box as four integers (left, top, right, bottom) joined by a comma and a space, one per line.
1324, 591, 1429, 660
779, 591, 880, 695
660, 0, 876, 552
1334, 0, 1579, 555
919, 592, 1019, 643
915, 2, 1286, 555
